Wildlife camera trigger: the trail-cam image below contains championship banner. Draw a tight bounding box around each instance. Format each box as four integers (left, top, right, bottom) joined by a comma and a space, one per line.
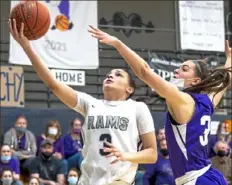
9, 1, 98, 69
0, 66, 25, 107
178, 1, 225, 52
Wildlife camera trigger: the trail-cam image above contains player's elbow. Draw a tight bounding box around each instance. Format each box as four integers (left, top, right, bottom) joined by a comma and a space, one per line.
145, 147, 157, 163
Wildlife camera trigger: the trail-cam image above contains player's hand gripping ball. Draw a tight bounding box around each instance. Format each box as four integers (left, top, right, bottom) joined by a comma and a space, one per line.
9, 1, 51, 40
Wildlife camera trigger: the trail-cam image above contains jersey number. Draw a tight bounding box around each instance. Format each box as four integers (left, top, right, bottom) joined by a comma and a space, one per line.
99, 134, 112, 156
199, 115, 211, 146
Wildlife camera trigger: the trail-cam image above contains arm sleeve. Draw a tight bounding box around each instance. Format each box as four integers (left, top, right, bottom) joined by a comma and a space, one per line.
72, 91, 96, 116
58, 137, 65, 158
3, 131, 12, 146
30, 158, 39, 174
14, 158, 20, 174
30, 133, 37, 156
57, 160, 65, 175
64, 135, 77, 159
136, 102, 155, 135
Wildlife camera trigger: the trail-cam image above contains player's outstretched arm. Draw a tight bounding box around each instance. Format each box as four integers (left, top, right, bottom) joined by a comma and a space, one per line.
88, 26, 193, 106
88, 26, 195, 124
9, 19, 77, 109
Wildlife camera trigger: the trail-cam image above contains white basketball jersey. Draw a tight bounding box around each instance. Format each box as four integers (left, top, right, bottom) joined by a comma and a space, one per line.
73, 92, 154, 185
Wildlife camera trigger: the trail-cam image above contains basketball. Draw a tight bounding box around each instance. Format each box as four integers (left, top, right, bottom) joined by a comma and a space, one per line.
9, 1, 51, 40
55, 15, 70, 31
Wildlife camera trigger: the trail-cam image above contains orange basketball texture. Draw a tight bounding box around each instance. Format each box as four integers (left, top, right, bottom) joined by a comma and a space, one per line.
55, 15, 69, 31
10, 1, 51, 40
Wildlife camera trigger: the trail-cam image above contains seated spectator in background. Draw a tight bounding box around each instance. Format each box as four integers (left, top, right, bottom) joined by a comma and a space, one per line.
37, 120, 68, 174
208, 120, 232, 158
66, 168, 80, 185
156, 128, 165, 141
1, 168, 22, 185
0, 145, 20, 181
144, 139, 175, 185
63, 118, 83, 171
28, 177, 40, 185
30, 139, 65, 185
3, 115, 37, 174
156, 128, 166, 150
211, 140, 232, 185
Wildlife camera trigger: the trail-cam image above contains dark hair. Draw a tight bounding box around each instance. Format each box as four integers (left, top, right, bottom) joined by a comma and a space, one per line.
123, 69, 136, 99
70, 118, 82, 127
29, 177, 40, 184
15, 115, 27, 123
183, 59, 231, 102
68, 167, 80, 176
0, 167, 13, 178
156, 128, 164, 136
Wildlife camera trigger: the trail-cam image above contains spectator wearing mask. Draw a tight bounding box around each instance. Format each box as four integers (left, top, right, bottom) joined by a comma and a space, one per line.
66, 168, 79, 185
30, 139, 65, 185
0, 145, 20, 180
37, 120, 68, 174
63, 118, 83, 171
211, 140, 232, 185
28, 177, 40, 185
144, 139, 175, 185
3, 115, 37, 173
1, 168, 22, 185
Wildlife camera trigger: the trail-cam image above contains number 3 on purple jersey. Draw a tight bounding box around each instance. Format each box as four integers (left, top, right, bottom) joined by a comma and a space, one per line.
200, 115, 211, 146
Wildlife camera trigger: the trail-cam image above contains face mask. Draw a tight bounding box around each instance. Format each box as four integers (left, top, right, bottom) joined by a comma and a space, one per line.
217, 150, 226, 157
73, 128, 81, 134
48, 128, 58, 135
41, 152, 53, 159
68, 177, 78, 185
160, 149, 169, 157
15, 126, 26, 133
1, 178, 13, 185
169, 78, 185, 90
1, 155, 11, 162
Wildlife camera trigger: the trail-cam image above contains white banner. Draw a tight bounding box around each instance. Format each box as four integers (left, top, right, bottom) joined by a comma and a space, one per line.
9, 1, 98, 69
51, 69, 85, 86
178, 1, 225, 52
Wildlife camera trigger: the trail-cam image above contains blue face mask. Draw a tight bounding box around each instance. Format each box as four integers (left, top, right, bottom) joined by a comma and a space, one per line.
68, 177, 78, 185
1, 178, 13, 185
1, 155, 11, 162
15, 126, 26, 133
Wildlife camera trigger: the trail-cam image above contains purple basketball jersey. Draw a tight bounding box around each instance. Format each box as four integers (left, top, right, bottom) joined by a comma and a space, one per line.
165, 93, 213, 179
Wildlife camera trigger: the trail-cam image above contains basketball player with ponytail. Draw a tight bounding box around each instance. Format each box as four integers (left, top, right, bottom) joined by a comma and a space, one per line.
88, 26, 231, 185
9, 20, 157, 185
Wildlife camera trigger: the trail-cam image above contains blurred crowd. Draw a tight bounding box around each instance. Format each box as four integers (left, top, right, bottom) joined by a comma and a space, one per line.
0, 115, 231, 185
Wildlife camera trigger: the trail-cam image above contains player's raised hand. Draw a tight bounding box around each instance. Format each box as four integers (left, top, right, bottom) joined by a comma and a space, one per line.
88, 25, 120, 47
103, 141, 126, 164
9, 19, 30, 48
225, 40, 231, 59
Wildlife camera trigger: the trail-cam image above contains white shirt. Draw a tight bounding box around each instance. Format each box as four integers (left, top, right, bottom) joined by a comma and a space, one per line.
73, 92, 154, 185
